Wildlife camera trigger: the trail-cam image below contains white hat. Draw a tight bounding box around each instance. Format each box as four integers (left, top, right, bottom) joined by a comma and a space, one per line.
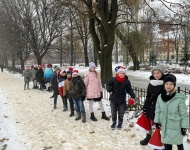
89, 62, 96, 69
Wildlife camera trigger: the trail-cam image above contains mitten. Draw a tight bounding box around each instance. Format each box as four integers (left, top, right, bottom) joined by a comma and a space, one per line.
181, 128, 186, 136
128, 98, 135, 106
155, 123, 160, 129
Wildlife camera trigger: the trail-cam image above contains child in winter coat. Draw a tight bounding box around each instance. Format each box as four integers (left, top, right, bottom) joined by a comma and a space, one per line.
84, 62, 109, 121
63, 70, 75, 117
106, 67, 135, 129
70, 70, 87, 123
51, 67, 60, 109
154, 74, 189, 150
140, 65, 166, 145
59, 70, 67, 111
23, 66, 32, 90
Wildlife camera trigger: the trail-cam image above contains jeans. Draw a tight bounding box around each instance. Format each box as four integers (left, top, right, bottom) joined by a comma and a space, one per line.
73, 97, 85, 114
110, 102, 126, 123
69, 98, 74, 112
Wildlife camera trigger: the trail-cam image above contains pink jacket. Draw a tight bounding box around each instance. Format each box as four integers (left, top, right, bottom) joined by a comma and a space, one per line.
84, 72, 103, 99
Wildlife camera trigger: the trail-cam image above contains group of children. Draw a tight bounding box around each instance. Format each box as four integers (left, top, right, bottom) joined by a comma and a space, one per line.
23, 63, 189, 150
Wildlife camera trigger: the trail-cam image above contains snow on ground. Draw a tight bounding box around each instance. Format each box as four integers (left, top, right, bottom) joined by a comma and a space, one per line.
0, 67, 190, 150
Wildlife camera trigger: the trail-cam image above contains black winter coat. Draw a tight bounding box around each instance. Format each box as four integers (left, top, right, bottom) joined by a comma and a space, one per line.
143, 75, 164, 120
51, 73, 59, 95
106, 76, 135, 105
35, 68, 44, 82
69, 76, 86, 99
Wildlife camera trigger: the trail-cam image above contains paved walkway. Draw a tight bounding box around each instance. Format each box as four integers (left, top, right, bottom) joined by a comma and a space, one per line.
0, 71, 188, 150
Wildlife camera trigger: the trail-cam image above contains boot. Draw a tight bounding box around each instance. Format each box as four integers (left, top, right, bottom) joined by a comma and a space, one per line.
117, 122, 122, 130
90, 112, 97, 121
53, 105, 56, 109
63, 105, 68, 111
69, 111, 74, 117
75, 113, 81, 120
101, 112, 110, 120
111, 121, 116, 130
82, 113, 86, 123
49, 86, 52, 92
140, 134, 151, 145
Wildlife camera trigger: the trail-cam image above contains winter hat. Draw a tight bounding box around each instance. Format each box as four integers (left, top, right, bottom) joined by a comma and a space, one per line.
148, 128, 165, 149
67, 70, 72, 75
38, 65, 42, 69
72, 70, 79, 76
47, 64, 51, 68
164, 74, 176, 87
116, 66, 126, 74
89, 62, 96, 69
68, 67, 73, 71
60, 70, 66, 74
25, 66, 29, 70
151, 65, 165, 75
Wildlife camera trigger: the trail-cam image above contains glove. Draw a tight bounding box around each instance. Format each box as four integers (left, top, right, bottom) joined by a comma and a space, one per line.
155, 123, 160, 129
181, 128, 186, 136
128, 98, 135, 106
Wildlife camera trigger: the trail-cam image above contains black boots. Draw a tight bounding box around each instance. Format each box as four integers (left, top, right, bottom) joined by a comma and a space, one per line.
90, 112, 97, 121
101, 112, 110, 120
140, 134, 151, 145
69, 111, 74, 117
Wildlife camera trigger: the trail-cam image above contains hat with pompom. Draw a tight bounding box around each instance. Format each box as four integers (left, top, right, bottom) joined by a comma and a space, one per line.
164, 74, 176, 87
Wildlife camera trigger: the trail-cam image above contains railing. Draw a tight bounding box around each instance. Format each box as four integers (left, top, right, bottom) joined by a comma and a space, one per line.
103, 86, 190, 112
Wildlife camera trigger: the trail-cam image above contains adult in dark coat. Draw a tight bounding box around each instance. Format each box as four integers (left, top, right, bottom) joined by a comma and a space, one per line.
35, 66, 44, 90
51, 66, 60, 109
0, 64, 4, 73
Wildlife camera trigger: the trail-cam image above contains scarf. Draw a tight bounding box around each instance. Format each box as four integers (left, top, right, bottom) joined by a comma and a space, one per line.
161, 90, 176, 102
150, 80, 164, 86
115, 74, 126, 83
68, 77, 72, 81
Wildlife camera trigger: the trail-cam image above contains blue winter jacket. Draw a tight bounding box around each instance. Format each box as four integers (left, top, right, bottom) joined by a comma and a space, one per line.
44, 68, 53, 82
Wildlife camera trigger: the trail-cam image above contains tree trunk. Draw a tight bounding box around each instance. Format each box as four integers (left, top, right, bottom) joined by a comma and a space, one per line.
11, 56, 16, 69
20, 59, 25, 71
84, 38, 89, 66
115, 36, 118, 63
36, 56, 42, 66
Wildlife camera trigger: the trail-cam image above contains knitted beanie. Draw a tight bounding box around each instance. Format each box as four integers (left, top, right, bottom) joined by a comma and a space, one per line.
164, 74, 176, 87
89, 62, 96, 69
151, 65, 165, 75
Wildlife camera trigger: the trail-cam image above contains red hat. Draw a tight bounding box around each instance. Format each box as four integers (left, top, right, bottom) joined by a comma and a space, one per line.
72, 70, 79, 76
135, 113, 151, 133
128, 98, 135, 106
38, 65, 42, 69
47, 64, 51, 68
25, 66, 29, 70
68, 67, 73, 71
148, 128, 165, 149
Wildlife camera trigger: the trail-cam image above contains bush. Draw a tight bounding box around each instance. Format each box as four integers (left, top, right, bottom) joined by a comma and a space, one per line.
6, 66, 23, 74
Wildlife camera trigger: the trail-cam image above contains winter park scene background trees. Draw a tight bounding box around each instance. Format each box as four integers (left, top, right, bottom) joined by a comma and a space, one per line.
0, 0, 190, 150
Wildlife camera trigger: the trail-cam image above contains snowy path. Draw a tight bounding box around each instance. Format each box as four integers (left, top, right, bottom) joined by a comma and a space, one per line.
0, 71, 189, 150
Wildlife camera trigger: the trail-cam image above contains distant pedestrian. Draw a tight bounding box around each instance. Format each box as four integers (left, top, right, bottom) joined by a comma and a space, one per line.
106, 66, 135, 129
44, 64, 53, 92
51, 66, 60, 109
0, 64, 4, 73
140, 65, 166, 145
154, 74, 189, 150
84, 62, 109, 121
59, 70, 67, 111
35, 66, 44, 90
63, 70, 75, 117
23, 66, 32, 90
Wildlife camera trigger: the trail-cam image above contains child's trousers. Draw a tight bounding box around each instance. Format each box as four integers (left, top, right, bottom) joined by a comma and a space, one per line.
110, 102, 126, 123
